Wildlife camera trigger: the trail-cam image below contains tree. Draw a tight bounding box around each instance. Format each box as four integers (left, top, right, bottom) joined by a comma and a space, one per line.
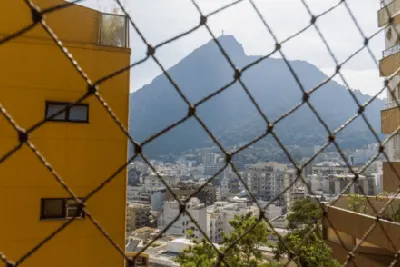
347, 194, 368, 213
222, 213, 272, 267
273, 231, 339, 267
176, 198, 339, 267
286, 198, 322, 231
175, 213, 280, 267
273, 198, 340, 267
100, 8, 126, 47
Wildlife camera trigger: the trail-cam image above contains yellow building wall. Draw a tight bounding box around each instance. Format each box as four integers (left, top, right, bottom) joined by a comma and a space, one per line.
0, 0, 100, 44
0, 1, 131, 266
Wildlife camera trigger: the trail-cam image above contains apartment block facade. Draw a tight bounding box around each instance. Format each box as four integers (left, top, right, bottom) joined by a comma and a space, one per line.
0, 1, 130, 266
246, 162, 289, 205
158, 198, 207, 240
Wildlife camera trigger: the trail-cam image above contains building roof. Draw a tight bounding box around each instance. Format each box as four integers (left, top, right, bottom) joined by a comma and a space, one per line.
315, 161, 345, 167
129, 202, 152, 208
134, 227, 156, 233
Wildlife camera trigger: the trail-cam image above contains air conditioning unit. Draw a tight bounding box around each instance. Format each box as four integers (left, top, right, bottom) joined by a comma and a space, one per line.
65, 206, 81, 218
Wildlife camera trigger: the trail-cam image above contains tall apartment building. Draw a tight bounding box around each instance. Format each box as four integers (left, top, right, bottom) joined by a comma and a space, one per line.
202, 151, 220, 165
0, 1, 130, 266
323, 2, 400, 265
246, 162, 288, 205
158, 198, 207, 240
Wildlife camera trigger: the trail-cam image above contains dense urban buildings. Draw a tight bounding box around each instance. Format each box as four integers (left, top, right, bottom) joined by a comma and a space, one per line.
0, 1, 130, 266
1, 2, 392, 267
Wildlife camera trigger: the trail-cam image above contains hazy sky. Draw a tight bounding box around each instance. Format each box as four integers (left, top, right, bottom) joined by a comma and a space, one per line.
80, 0, 385, 96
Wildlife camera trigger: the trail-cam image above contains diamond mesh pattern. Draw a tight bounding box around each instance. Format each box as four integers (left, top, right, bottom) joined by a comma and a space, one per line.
1, 0, 400, 266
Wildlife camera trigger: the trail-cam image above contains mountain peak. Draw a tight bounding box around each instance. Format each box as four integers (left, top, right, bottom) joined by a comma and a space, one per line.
130, 34, 384, 157
213, 34, 245, 57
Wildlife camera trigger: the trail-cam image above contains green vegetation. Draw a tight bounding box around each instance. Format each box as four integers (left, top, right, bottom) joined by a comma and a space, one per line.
175, 198, 339, 267
375, 192, 400, 222
273, 198, 340, 267
347, 193, 400, 223
176, 213, 274, 267
348, 193, 368, 213
150, 242, 162, 248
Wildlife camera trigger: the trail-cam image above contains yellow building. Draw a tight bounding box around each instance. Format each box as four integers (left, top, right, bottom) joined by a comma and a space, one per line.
0, 1, 130, 266
323, 1, 400, 266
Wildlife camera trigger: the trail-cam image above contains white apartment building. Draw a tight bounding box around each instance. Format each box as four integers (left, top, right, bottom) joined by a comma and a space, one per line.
202, 152, 220, 165
206, 202, 260, 243
246, 162, 289, 204
220, 177, 230, 200
158, 198, 207, 240
127, 185, 168, 212
307, 161, 379, 196
311, 161, 349, 177
306, 161, 350, 194
307, 173, 377, 196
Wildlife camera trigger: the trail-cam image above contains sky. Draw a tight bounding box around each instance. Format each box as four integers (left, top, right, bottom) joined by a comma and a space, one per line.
80, 0, 385, 96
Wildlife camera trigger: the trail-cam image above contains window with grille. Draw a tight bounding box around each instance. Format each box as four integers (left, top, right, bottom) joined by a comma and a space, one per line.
41, 198, 84, 220
45, 101, 89, 123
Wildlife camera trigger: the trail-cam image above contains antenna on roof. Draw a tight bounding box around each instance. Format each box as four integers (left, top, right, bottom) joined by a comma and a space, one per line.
221, 29, 224, 36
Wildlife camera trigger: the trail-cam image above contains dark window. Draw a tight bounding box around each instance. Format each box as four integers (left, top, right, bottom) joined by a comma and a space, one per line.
41, 198, 64, 219
126, 255, 148, 267
45, 101, 89, 123
41, 198, 84, 220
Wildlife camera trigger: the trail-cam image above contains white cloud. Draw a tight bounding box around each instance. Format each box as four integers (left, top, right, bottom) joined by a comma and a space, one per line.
82, 0, 385, 96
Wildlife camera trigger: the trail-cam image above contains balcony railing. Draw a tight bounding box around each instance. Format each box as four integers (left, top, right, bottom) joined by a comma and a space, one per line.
99, 13, 129, 48
323, 195, 400, 264
381, 0, 394, 6
383, 43, 400, 58
385, 100, 400, 109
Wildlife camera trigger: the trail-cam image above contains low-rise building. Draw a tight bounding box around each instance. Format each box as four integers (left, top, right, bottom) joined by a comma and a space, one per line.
166, 181, 217, 206
306, 173, 377, 196
127, 203, 152, 232
142, 172, 180, 189
158, 198, 207, 240
127, 186, 169, 212
207, 201, 259, 243
311, 161, 350, 178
